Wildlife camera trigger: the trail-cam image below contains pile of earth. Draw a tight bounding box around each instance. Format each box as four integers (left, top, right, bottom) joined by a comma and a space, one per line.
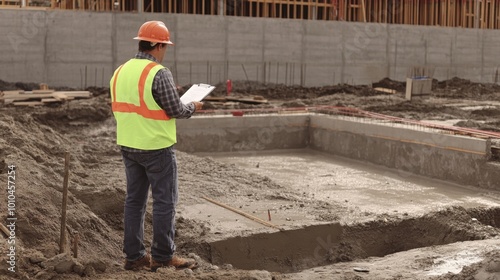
206, 77, 500, 100
206, 78, 500, 132
0, 96, 304, 279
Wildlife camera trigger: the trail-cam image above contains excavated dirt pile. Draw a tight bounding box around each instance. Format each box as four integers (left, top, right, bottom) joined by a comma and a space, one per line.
0, 78, 499, 280
204, 78, 500, 128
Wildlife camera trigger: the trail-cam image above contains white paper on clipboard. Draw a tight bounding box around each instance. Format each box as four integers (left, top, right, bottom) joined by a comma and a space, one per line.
180, 83, 215, 104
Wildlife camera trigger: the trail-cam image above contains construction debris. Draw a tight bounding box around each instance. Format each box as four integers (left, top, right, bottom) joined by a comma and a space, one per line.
205, 95, 268, 105
0, 90, 92, 106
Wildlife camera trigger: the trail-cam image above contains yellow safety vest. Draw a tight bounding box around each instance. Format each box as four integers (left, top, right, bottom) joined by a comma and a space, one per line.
110, 58, 176, 150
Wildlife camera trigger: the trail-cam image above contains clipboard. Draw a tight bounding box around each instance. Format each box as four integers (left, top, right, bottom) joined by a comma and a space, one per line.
180, 83, 216, 104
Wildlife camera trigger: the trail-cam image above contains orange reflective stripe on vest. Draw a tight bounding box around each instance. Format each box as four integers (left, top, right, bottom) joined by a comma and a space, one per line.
112, 62, 170, 121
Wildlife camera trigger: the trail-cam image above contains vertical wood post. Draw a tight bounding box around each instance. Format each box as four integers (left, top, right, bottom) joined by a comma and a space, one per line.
59, 152, 70, 254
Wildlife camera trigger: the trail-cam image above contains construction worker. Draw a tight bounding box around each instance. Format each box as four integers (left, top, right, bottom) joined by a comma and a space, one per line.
110, 21, 202, 272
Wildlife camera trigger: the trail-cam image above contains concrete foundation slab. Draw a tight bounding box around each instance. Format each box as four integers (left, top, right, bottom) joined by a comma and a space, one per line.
203, 149, 500, 218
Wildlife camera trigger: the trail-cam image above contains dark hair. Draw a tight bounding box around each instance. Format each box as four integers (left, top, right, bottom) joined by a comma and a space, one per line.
138, 40, 166, 52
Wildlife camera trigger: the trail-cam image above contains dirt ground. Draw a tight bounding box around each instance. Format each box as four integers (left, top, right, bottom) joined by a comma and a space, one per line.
0, 78, 499, 280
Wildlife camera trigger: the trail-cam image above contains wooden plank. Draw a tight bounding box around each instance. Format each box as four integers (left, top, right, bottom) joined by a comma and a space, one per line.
52, 92, 73, 100
361, 0, 366, 22
32, 89, 55, 94
489, 0, 494, 29
1, 91, 90, 103
475, 0, 480, 28
13, 101, 44, 106
226, 96, 269, 104
202, 196, 283, 231
204, 97, 228, 102
0, 93, 58, 100
53, 91, 92, 98
374, 87, 397, 94
2, 90, 24, 95
41, 98, 62, 103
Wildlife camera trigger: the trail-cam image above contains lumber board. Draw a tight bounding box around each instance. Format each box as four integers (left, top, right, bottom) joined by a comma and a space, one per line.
0, 93, 57, 100
0, 90, 91, 106
13, 101, 44, 106
54, 91, 92, 98
2, 90, 24, 95
374, 87, 397, 94
226, 96, 269, 104
41, 98, 62, 103
32, 89, 55, 94
209, 102, 226, 106
204, 97, 228, 102
202, 196, 283, 231
52, 93, 74, 100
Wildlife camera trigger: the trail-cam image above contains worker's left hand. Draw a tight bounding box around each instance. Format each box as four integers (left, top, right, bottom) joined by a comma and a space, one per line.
193, 101, 204, 111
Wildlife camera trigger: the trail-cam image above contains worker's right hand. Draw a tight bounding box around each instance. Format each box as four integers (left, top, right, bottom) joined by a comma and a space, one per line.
193, 101, 204, 111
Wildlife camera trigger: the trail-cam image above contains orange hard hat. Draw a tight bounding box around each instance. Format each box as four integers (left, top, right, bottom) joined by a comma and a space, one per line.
133, 21, 174, 45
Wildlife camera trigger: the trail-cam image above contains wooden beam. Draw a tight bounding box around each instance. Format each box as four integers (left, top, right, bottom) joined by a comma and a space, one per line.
374, 87, 397, 94
475, 0, 480, 28
323, 0, 327, 20
202, 196, 282, 230
13, 101, 44, 106
361, 0, 366, 22
0, 223, 10, 238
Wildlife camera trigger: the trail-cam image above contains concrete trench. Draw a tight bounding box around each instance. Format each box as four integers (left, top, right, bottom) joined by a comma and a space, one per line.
208, 207, 500, 273
176, 112, 500, 274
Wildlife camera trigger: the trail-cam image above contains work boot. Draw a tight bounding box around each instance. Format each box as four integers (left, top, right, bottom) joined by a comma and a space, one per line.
151, 256, 198, 272
124, 253, 151, 271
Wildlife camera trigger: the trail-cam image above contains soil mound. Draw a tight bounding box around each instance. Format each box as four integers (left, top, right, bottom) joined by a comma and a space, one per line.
0, 98, 291, 279
435, 77, 500, 99
209, 80, 383, 100
0, 108, 122, 278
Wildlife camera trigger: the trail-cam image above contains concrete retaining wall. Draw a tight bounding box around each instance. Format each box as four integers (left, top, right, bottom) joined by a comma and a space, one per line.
176, 114, 499, 190
309, 115, 494, 189
1, 9, 500, 88
176, 114, 310, 153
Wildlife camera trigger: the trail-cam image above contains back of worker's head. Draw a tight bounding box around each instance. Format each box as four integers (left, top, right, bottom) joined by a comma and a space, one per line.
138, 41, 166, 52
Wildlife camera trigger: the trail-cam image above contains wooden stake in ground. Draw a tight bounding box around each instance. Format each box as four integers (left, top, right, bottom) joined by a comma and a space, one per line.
59, 151, 70, 254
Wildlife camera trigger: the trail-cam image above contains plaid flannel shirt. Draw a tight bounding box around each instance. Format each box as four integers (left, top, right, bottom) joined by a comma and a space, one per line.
120, 52, 196, 152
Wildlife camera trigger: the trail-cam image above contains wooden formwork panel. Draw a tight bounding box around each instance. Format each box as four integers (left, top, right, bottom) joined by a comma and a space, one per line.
2, 0, 500, 30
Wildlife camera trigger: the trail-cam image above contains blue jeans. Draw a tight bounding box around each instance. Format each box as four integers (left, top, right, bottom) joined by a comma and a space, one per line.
121, 147, 178, 262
